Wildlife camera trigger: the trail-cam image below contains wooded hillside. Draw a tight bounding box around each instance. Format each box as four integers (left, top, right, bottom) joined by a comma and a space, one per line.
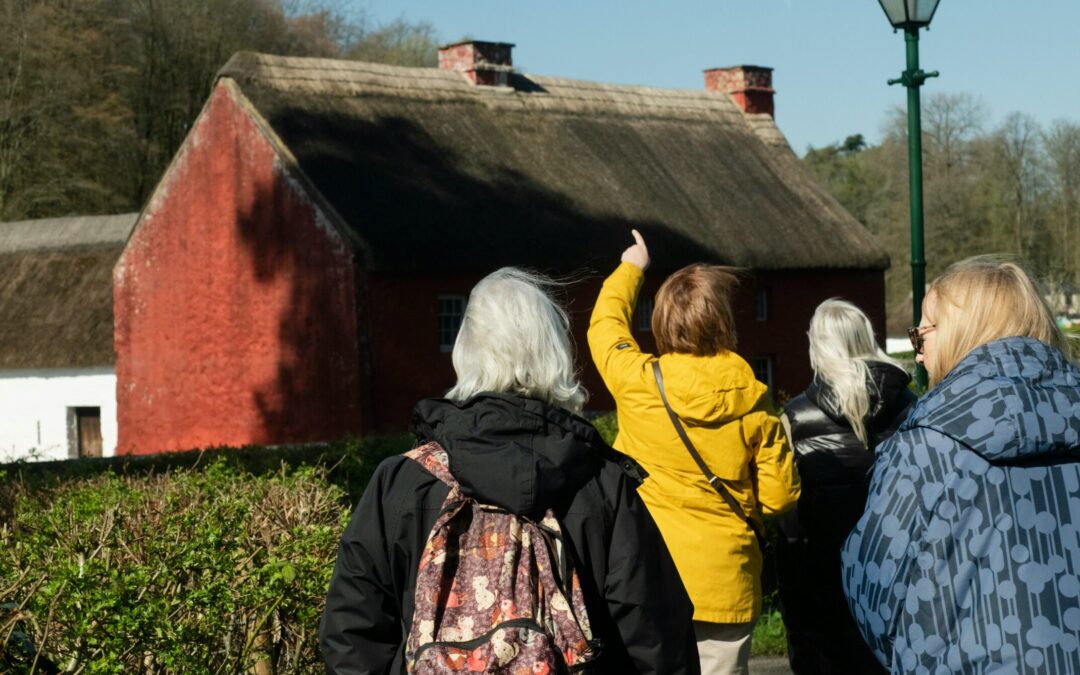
0, 0, 438, 221
804, 94, 1080, 327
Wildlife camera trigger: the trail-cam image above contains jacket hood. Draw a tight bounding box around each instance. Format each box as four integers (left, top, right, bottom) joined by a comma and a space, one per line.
906, 337, 1080, 464
657, 351, 767, 425
808, 360, 913, 431
410, 393, 614, 517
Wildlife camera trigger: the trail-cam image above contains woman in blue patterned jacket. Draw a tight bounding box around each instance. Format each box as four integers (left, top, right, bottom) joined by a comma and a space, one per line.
841, 256, 1080, 674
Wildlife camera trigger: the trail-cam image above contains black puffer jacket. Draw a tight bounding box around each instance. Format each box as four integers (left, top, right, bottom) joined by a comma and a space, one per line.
776, 361, 915, 673
320, 393, 699, 675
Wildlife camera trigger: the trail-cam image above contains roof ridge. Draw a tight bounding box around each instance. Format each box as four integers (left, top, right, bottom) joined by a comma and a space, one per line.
219, 51, 752, 121
0, 213, 138, 253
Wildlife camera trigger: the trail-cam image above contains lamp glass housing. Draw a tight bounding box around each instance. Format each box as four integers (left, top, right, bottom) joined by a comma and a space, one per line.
878, 0, 941, 28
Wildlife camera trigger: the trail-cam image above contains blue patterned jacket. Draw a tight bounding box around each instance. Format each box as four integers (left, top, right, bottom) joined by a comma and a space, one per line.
842, 337, 1080, 674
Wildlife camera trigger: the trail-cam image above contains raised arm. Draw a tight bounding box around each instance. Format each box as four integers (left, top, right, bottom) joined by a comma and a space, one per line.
588, 230, 654, 398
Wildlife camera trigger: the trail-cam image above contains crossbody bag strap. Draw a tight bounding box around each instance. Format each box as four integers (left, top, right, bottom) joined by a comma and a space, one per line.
651, 360, 768, 551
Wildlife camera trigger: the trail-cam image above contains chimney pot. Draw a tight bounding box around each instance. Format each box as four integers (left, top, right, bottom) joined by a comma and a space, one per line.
438, 40, 515, 87
704, 65, 775, 118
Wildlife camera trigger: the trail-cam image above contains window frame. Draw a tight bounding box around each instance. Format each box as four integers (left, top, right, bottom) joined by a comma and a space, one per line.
751, 355, 774, 391
755, 287, 769, 322
437, 295, 467, 353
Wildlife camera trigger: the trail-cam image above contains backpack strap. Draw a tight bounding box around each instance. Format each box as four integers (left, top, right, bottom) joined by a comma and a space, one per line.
404, 441, 461, 491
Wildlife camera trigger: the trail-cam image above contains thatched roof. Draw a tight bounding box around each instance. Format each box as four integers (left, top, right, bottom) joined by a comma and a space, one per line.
0, 214, 137, 369
217, 53, 889, 272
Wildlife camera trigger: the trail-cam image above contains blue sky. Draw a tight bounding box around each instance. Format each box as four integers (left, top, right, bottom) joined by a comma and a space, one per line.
356, 1, 1080, 155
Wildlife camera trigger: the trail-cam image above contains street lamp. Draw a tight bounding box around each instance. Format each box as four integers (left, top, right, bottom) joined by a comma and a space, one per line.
878, 0, 941, 390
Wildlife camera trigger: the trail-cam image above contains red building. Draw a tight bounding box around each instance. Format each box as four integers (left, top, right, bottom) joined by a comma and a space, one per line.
113, 42, 889, 454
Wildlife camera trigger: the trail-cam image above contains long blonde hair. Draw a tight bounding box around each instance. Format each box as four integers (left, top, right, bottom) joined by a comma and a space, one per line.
925, 256, 1068, 386
808, 299, 902, 447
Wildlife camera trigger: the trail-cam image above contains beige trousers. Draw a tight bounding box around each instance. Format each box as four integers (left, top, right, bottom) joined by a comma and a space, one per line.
694, 620, 756, 675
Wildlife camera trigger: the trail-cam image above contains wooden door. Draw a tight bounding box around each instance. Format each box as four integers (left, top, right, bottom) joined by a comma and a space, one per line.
76, 407, 102, 458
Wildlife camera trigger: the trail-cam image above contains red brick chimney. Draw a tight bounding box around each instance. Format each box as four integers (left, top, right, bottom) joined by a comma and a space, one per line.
704, 66, 775, 118
438, 40, 514, 87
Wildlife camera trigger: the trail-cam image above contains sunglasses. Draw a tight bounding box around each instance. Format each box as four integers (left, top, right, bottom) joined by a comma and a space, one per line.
907, 325, 937, 355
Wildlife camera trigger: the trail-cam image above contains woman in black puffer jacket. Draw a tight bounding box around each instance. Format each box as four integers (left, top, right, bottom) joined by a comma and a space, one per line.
776, 299, 915, 675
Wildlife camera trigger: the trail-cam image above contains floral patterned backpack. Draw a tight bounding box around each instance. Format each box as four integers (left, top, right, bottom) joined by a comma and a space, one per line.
403, 442, 601, 674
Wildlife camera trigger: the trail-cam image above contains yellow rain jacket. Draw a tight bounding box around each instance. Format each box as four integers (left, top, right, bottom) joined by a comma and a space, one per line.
588, 262, 801, 623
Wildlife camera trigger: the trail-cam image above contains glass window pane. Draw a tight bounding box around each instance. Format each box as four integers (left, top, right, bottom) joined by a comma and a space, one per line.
755, 288, 769, 321
752, 356, 774, 390
438, 296, 466, 352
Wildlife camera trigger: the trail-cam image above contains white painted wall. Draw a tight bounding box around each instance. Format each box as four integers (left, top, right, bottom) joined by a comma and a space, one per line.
0, 368, 117, 463
886, 337, 913, 355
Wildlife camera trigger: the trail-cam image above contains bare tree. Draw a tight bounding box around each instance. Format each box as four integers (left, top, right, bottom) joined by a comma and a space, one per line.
1044, 120, 1080, 283
0, 0, 444, 220
0, 0, 134, 219
346, 17, 440, 67
989, 112, 1045, 257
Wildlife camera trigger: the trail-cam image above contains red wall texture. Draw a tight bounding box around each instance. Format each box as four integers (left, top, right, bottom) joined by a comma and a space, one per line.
361, 267, 885, 431
113, 82, 362, 454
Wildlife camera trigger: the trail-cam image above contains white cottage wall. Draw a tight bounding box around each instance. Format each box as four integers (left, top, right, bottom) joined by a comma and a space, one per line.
0, 368, 117, 462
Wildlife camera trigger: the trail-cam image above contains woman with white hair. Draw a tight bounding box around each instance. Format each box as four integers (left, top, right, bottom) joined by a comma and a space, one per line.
321, 267, 699, 674
776, 299, 915, 675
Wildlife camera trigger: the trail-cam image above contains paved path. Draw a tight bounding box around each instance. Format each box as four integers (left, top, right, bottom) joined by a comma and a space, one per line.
749, 656, 793, 674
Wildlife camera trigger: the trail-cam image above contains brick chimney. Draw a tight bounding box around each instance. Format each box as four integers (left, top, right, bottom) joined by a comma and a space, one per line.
704, 66, 775, 118
438, 40, 514, 87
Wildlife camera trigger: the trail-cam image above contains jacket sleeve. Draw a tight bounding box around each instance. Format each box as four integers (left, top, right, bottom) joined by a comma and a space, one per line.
744, 403, 801, 516
605, 474, 701, 675
841, 428, 936, 670
320, 459, 404, 674
588, 262, 653, 399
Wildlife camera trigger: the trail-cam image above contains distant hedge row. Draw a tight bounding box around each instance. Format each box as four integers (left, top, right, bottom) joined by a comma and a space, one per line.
0, 437, 410, 674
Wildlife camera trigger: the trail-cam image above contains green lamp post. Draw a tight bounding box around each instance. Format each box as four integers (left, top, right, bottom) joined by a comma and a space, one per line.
878, 0, 941, 390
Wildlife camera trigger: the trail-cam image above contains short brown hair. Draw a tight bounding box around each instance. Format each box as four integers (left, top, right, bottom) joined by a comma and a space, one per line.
926, 255, 1068, 386
652, 264, 741, 356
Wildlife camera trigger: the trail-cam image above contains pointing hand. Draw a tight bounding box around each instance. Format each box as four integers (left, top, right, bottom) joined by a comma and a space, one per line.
620, 229, 650, 271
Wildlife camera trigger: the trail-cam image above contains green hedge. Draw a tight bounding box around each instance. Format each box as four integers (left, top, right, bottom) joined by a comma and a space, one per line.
0, 437, 411, 674
2, 414, 802, 672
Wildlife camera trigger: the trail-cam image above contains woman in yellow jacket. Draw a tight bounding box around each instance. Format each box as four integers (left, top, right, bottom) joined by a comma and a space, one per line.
588, 231, 800, 675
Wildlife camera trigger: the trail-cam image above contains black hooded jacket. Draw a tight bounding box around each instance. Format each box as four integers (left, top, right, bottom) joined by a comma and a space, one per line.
320, 393, 699, 674
776, 361, 915, 638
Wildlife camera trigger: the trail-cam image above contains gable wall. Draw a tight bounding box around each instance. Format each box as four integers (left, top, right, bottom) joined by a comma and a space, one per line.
113, 83, 362, 454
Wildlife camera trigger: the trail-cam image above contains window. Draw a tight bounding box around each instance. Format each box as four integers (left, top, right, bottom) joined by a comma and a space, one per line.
438, 296, 466, 352
751, 356, 774, 391
636, 296, 654, 332
68, 407, 102, 458
755, 288, 769, 321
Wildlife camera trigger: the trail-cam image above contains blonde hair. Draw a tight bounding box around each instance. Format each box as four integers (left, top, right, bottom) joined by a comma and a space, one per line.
447, 268, 587, 414
925, 255, 1068, 386
808, 299, 902, 447
652, 264, 741, 356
